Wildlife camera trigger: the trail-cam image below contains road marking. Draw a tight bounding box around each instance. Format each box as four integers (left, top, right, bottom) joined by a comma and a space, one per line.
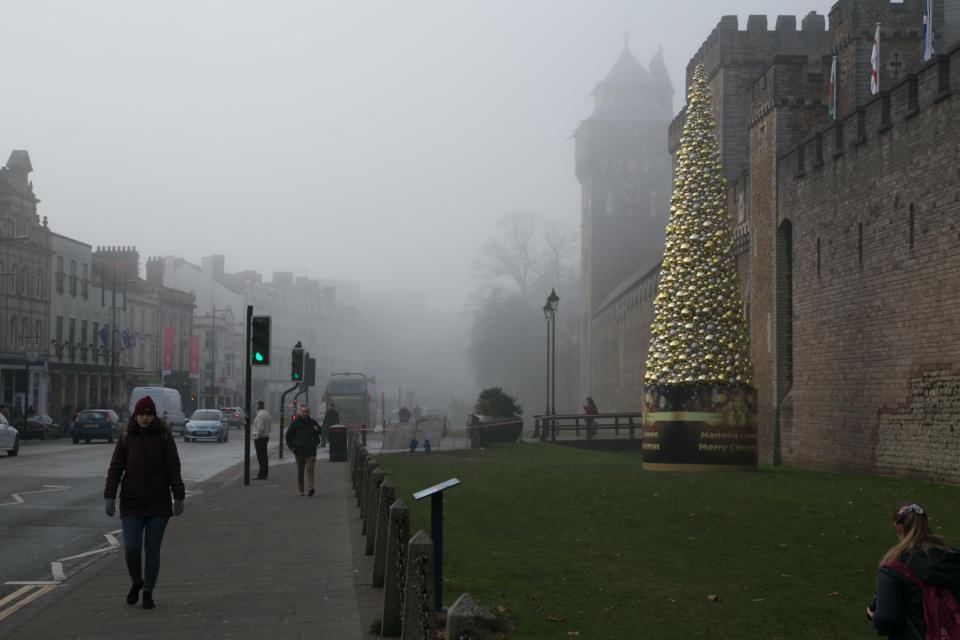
0, 485, 71, 507
3, 582, 61, 586
0, 585, 56, 622
105, 533, 119, 547
56, 546, 115, 563
0, 586, 34, 608
50, 562, 66, 581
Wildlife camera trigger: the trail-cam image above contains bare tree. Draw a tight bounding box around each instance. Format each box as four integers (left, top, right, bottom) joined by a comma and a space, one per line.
473, 211, 539, 300
538, 222, 579, 291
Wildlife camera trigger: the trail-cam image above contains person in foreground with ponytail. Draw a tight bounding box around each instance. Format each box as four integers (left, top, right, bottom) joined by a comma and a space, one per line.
868, 502, 960, 639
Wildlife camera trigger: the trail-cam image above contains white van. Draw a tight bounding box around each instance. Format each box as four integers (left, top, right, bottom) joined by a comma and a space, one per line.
128, 387, 187, 435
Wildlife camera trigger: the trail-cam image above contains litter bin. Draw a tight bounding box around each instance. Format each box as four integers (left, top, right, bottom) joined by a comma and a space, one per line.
327, 425, 347, 462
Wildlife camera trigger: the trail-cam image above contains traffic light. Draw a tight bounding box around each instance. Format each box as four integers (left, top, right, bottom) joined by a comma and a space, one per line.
250, 316, 271, 366
304, 355, 316, 387
291, 342, 304, 381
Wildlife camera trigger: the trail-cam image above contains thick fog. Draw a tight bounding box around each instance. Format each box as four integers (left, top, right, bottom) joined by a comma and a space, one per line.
1, 1, 833, 415
1, 0, 832, 310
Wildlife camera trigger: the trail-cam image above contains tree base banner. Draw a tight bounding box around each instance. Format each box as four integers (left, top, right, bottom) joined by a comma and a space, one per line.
642, 384, 757, 471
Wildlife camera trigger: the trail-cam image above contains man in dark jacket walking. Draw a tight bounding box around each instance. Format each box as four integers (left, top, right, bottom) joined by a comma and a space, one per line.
104, 396, 185, 610
285, 405, 321, 496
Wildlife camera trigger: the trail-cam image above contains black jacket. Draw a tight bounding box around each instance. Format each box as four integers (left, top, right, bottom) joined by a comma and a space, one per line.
285, 416, 321, 456
105, 419, 185, 518
322, 408, 340, 429
873, 546, 960, 639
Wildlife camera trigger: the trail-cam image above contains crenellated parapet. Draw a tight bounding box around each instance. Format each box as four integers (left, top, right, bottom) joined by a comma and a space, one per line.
783, 42, 958, 180
670, 12, 830, 180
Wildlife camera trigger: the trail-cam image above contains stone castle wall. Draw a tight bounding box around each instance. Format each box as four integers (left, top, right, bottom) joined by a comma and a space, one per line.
777, 43, 960, 476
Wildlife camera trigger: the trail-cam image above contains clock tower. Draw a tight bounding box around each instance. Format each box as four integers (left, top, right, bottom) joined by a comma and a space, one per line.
576, 39, 674, 397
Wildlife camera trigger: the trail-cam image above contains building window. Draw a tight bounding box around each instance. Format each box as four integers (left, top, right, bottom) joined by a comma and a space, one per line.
9, 316, 17, 350
21, 318, 29, 348
69, 260, 77, 297
56, 256, 64, 293
35, 268, 42, 298
909, 204, 915, 249
56, 316, 64, 358
21, 266, 28, 297
81, 320, 88, 362
81, 263, 88, 299
68, 318, 76, 360
10, 264, 16, 296
92, 322, 100, 360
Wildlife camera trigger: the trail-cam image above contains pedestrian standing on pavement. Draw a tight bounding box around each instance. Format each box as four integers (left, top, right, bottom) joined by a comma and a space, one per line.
285, 404, 321, 496
104, 395, 185, 610
321, 402, 340, 449
252, 400, 272, 479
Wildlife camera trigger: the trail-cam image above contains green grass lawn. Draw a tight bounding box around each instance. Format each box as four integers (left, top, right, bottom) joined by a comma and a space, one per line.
374, 442, 960, 639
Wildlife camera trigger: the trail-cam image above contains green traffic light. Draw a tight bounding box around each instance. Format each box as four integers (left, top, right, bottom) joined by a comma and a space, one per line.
254, 352, 264, 362
293, 373, 300, 380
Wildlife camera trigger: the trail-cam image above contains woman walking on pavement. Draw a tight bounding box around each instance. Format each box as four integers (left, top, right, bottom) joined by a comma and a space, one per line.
104, 395, 185, 610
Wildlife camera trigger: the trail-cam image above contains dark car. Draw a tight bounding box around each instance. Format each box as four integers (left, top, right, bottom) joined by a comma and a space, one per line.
19, 414, 63, 440
71, 409, 122, 444
220, 406, 244, 429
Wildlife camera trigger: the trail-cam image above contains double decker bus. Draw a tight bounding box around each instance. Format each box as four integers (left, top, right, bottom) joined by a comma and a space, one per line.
324, 373, 377, 431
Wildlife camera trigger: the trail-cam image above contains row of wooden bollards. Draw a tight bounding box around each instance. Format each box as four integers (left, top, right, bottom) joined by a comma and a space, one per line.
347, 432, 497, 639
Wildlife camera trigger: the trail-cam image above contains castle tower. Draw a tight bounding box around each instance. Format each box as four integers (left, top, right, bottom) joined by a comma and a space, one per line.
576, 34, 674, 398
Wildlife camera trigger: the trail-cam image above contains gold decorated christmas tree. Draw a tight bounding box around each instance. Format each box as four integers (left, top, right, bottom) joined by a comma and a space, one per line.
644, 64, 752, 388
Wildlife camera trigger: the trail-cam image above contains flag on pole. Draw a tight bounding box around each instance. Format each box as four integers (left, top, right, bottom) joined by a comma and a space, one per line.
828, 56, 838, 119
871, 24, 880, 95
922, 0, 935, 61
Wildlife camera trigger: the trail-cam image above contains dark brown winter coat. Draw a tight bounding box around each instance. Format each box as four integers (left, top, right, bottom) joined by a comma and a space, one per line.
104, 417, 185, 518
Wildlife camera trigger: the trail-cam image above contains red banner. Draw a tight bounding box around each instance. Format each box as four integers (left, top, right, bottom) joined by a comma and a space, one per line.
189, 335, 200, 379
162, 326, 175, 375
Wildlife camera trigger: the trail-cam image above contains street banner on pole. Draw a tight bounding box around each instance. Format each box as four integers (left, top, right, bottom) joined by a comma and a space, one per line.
189, 335, 200, 379
162, 326, 175, 376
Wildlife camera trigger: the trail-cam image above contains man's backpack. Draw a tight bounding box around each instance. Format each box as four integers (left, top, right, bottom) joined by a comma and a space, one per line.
888, 561, 960, 640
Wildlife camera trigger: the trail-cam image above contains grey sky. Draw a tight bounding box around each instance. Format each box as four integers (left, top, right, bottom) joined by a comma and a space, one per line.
1, 1, 832, 311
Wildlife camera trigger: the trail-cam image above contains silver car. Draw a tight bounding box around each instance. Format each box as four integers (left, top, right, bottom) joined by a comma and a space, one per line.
184, 410, 229, 443
0, 413, 20, 456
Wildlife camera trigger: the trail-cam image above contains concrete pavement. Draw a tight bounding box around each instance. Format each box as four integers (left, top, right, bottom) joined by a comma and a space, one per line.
4, 449, 380, 640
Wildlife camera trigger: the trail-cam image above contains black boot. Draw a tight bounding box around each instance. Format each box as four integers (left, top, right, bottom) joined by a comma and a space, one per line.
142, 591, 155, 609
126, 580, 143, 605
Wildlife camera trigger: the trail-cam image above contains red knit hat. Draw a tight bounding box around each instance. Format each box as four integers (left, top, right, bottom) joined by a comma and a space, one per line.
133, 396, 157, 417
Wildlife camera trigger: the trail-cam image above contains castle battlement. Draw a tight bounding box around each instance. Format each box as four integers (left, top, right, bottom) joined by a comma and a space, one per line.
688, 12, 828, 85
784, 41, 958, 177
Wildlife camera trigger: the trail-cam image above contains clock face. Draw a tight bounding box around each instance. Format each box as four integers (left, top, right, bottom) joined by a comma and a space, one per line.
622, 186, 644, 205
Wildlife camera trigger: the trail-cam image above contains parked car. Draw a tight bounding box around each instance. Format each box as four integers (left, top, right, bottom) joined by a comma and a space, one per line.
71, 410, 122, 444
184, 409, 228, 442
18, 414, 63, 440
0, 413, 19, 456
220, 406, 244, 429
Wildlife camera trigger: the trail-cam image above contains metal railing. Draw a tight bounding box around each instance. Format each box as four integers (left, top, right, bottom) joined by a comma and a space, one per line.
533, 412, 644, 442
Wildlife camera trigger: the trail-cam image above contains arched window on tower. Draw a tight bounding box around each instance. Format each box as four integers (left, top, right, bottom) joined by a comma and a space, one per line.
10, 315, 18, 350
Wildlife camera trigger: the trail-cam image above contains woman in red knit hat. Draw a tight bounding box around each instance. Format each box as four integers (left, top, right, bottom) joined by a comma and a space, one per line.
104, 395, 185, 610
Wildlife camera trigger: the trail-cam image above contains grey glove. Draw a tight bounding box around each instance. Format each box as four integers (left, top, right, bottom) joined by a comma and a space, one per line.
173, 498, 184, 516
104, 498, 115, 517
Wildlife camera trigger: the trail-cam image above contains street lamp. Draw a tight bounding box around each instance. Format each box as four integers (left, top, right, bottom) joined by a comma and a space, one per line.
542, 300, 553, 422
546, 289, 559, 417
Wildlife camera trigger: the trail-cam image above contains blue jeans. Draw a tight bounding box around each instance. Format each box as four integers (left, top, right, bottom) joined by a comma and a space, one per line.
121, 516, 169, 592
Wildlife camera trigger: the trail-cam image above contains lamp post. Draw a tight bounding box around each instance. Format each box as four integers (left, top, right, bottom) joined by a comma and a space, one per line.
542, 300, 552, 419
546, 288, 559, 416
